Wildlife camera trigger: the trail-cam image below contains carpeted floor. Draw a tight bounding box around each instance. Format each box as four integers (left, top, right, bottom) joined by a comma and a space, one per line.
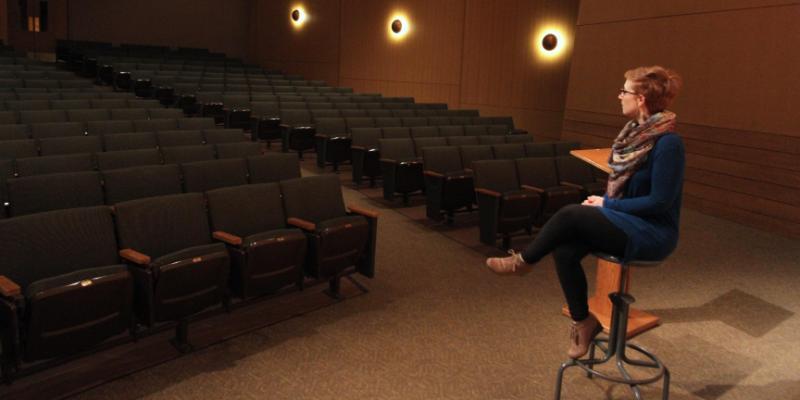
39, 154, 800, 399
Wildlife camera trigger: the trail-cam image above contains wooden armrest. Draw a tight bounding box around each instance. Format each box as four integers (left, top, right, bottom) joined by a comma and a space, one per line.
475, 188, 501, 198
351, 145, 366, 151
119, 249, 151, 265
423, 170, 444, 178
521, 184, 545, 194
287, 217, 316, 231
213, 230, 243, 246
379, 158, 397, 163
348, 204, 379, 219
464, 168, 473, 173
314, 134, 329, 139
560, 181, 584, 190
0, 275, 21, 297
279, 124, 291, 129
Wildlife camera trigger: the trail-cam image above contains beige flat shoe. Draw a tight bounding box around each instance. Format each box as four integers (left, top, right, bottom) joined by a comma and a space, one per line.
567, 313, 602, 359
485, 250, 528, 275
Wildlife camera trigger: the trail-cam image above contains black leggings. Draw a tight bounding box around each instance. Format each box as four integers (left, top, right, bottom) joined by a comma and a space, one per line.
520, 204, 628, 321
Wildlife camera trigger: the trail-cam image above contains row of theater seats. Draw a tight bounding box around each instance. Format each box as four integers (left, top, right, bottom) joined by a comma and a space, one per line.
0, 98, 162, 111
0, 79, 97, 89
0, 152, 299, 217
0, 174, 378, 380
0, 107, 193, 125
0, 91, 135, 101
0, 128, 252, 159
470, 158, 605, 248
1, 116, 218, 138
349, 125, 525, 186
6, 142, 262, 176
0, 70, 82, 79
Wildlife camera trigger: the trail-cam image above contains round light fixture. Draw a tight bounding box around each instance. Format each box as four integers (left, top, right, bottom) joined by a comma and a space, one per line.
290, 6, 307, 28
542, 33, 558, 51
391, 19, 403, 34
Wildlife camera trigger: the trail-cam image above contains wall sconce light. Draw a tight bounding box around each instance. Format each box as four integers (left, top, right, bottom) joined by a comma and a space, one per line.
391, 19, 403, 34
290, 6, 307, 28
533, 28, 567, 61
388, 14, 410, 41
541, 33, 557, 51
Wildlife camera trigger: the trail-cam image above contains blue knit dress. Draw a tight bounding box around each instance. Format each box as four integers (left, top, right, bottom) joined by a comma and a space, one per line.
601, 133, 685, 262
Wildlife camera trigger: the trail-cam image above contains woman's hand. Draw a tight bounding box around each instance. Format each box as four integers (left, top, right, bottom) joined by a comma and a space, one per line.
582, 195, 604, 207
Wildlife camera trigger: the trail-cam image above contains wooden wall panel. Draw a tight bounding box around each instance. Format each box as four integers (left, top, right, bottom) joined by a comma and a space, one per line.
460, 0, 579, 139
339, 0, 464, 103
249, 0, 341, 84
66, 0, 250, 58
565, 1, 800, 238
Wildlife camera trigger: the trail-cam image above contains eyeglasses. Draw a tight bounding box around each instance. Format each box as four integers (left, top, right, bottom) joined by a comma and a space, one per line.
619, 88, 639, 96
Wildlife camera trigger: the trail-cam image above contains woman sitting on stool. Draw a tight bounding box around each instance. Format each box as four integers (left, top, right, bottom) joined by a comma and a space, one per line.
485, 65, 685, 359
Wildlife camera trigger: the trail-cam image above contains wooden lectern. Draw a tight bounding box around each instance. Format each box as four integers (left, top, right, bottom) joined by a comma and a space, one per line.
562, 148, 661, 338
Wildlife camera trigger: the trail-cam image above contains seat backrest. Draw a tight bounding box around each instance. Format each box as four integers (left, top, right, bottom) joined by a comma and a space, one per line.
422, 146, 463, 173
20, 109, 68, 124
0, 139, 38, 160
181, 158, 248, 193
279, 109, 312, 125
554, 141, 580, 156
463, 125, 488, 136
87, 120, 135, 136
280, 175, 347, 224
134, 118, 178, 132
250, 101, 279, 117
401, 117, 428, 127
203, 129, 246, 144
524, 142, 555, 157
246, 154, 301, 183
366, 109, 392, 118
439, 125, 464, 137
410, 126, 439, 139
31, 121, 86, 139
148, 108, 184, 119
96, 148, 162, 171
413, 137, 447, 157
374, 117, 401, 128
472, 159, 520, 193
381, 127, 410, 139
379, 138, 416, 161
0, 206, 119, 289
177, 117, 216, 130
110, 108, 148, 121
345, 117, 374, 131
6, 100, 50, 111
50, 99, 91, 110
157, 129, 204, 147
114, 193, 211, 259
67, 109, 110, 123
0, 110, 19, 125
350, 128, 381, 148
516, 157, 560, 188
90, 99, 127, 109
102, 164, 182, 204
15, 153, 95, 176
0, 124, 29, 141
478, 135, 504, 145
160, 145, 215, 164
102, 131, 158, 151
7, 171, 104, 217
40, 136, 102, 156
206, 183, 286, 237
504, 133, 533, 144
215, 142, 262, 159
459, 145, 494, 170
555, 156, 595, 184
447, 136, 479, 146
314, 118, 347, 136
492, 143, 526, 160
